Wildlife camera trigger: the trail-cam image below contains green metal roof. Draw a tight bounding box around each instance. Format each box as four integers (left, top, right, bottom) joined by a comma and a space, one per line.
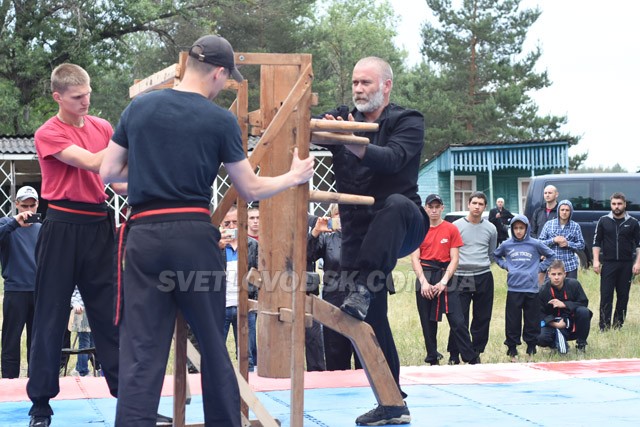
425, 139, 570, 172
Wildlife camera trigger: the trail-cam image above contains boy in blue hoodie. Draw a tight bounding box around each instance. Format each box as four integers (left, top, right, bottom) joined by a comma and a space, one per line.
494, 214, 556, 361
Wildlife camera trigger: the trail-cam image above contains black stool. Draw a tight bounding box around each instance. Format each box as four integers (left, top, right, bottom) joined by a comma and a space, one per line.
60, 346, 99, 376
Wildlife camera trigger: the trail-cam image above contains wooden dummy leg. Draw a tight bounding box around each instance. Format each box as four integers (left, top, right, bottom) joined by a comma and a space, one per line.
183, 332, 280, 427
307, 295, 405, 407
174, 312, 188, 427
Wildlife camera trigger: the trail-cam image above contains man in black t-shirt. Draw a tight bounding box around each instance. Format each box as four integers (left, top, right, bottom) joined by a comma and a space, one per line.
101, 35, 314, 426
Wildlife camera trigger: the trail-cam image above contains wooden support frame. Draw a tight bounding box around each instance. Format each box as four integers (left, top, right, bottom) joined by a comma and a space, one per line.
307, 296, 404, 406
131, 51, 403, 427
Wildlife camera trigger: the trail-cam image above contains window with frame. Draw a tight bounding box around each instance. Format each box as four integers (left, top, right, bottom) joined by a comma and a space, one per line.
454, 176, 476, 211
519, 178, 531, 213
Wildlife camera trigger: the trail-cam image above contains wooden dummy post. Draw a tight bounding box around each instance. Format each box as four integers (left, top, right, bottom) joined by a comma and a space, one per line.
130, 52, 404, 427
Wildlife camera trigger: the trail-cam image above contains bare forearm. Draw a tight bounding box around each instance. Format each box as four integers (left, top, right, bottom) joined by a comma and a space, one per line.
410, 250, 423, 279
109, 183, 128, 195
226, 152, 314, 202
53, 146, 106, 173
100, 141, 129, 184
102, 164, 128, 184
238, 171, 303, 202
83, 150, 105, 173
592, 247, 601, 265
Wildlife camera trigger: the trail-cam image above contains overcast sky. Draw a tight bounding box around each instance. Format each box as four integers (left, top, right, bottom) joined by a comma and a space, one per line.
387, 0, 640, 172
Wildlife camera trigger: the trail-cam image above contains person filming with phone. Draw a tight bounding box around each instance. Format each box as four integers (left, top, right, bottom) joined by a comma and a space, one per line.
219, 206, 259, 371
308, 204, 358, 371
0, 186, 42, 379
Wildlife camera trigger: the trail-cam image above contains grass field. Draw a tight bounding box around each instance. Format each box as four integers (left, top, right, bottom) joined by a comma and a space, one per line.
2, 257, 640, 378
390, 256, 640, 364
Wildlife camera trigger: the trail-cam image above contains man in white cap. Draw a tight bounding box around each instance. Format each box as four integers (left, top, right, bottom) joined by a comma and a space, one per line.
0, 186, 41, 379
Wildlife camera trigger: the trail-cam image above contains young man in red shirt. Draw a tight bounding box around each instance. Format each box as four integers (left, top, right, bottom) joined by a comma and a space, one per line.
27, 63, 124, 427
411, 194, 479, 366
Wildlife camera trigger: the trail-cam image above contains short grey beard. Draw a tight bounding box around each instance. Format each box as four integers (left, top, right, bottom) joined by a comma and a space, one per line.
353, 85, 385, 113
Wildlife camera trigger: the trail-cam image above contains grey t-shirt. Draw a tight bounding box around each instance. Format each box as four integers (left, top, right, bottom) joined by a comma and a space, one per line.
453, 217, 498, 276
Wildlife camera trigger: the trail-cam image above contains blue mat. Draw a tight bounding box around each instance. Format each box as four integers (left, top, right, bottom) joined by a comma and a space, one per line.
2, 376, 640, 426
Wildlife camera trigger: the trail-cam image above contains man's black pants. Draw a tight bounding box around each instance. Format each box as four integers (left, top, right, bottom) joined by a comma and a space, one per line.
599, 260, 633, 330
116, 216, 240, 426
27, 211, 119, 417
341, 194, 428, 389
537, 306, 592, 348
1, 290, 34, 378
447, 272, 494, 356
322, 288, 360, 370
504, 291, 540, 351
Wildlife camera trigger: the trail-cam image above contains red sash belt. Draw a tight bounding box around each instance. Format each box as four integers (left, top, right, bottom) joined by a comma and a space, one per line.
129, 207, 210, 220
48, 203, 108, 217
435, 288, 449, 321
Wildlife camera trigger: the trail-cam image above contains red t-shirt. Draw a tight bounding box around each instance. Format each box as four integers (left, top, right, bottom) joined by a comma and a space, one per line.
418, 220, 464, 263
35, 115, 113, 204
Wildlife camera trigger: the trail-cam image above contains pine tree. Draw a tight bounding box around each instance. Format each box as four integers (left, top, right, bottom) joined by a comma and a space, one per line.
417, 0, 583, 166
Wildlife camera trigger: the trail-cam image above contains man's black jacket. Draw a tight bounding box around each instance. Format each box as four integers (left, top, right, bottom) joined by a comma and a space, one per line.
322, 104, 424, 209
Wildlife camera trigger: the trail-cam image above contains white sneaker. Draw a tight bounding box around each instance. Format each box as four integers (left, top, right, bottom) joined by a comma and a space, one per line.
69, 369, 80, 377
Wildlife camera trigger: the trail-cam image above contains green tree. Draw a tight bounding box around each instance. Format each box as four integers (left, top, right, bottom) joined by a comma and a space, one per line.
0, 0, 215, 134
215, 0, 315, 53
417, 0, 583, 167
302, 0, 406, 114
0, 1, 322, 132
577, 163, 629, 173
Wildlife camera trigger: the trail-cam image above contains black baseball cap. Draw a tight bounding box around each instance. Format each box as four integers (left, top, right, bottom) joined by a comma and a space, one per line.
188, 35, 244, 83
425, 194, 443, 205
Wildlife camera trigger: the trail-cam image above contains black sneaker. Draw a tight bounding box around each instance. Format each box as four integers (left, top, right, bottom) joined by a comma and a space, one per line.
526, 344, 537, 356
576, 343, 587, 353
468, 355, 481, 365
555, 329, 568, 354
340, 284, 371, 321
448, 354, 460, 365
156, 413, 173, 426
424, 352, 443, 365
355, 404, 411, 425
29, 416, 51, 427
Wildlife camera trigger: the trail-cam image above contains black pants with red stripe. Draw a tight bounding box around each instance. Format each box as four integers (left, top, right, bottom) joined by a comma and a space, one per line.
115, 215, 240, 427
416, 268, 476, 363
27, 205, 119, 417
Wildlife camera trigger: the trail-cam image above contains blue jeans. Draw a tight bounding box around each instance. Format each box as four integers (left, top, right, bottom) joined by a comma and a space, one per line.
224, 307, 257, 371
75, 332, 94, 376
